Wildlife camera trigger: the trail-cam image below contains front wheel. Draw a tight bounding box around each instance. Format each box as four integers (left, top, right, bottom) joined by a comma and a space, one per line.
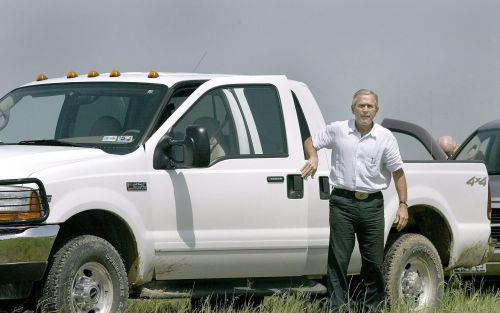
40, 235, 128, 313
383, 233, 444, 311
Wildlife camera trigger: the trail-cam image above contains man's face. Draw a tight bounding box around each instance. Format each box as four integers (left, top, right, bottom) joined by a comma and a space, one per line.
351, 94, 378, 128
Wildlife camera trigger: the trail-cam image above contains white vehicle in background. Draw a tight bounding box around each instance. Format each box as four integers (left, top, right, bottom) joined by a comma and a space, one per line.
0, 71, 493, 312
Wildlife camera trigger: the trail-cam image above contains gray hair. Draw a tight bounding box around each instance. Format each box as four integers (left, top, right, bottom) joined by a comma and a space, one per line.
352, 89, 379, 108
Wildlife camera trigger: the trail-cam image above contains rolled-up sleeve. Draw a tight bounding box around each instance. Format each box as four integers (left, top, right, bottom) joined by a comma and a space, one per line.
383, 134, 404, 172
312, 123, 336, 150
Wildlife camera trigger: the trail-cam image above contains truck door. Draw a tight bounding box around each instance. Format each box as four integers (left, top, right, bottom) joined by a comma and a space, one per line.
147, 76, 309, 279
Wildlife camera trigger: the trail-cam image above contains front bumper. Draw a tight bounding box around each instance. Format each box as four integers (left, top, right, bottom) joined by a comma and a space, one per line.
454, 237, 499, 275
0, 225, 59, 299
483, 237, 497, 263
482, 238, 500, 275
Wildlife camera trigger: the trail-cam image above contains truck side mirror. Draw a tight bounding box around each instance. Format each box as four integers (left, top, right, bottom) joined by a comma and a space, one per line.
153, 125, 210, 169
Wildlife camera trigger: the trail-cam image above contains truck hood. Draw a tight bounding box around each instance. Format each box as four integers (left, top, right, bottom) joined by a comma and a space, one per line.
0, 145, 109, 179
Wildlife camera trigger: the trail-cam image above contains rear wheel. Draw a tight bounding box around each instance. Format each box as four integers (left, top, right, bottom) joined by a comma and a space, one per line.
40, 235, 128, 313
383, 233, 444, 311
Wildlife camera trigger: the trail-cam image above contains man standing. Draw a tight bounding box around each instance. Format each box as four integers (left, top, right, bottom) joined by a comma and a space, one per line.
300, 89, 408, 312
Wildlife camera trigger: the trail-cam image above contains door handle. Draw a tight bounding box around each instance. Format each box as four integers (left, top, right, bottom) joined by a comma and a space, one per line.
287, 174, 303, 199
319, 176, 330, 200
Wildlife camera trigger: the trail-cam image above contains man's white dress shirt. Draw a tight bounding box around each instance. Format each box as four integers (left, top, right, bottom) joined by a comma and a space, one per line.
312, 119, 403, 193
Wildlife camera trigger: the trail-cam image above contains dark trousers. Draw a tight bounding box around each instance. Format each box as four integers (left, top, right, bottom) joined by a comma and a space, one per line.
327, 190, 385, 312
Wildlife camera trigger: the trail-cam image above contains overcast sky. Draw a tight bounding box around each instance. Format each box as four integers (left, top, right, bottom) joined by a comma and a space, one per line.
1, 0, 499, 143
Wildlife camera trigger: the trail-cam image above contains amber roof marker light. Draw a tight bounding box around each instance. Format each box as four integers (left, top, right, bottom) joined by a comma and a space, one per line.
36, 74, 48, 81
67, 71, 78, 79
148, 71, 159, 78
109, 70, 121, 77
87, 70, 100, 78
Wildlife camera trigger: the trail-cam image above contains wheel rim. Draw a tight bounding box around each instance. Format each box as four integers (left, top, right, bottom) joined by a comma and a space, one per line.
71, 261, 114, 313
400, 254, 433, 308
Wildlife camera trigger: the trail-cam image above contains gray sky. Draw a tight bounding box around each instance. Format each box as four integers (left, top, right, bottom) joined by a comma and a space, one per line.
1, 0, 499, 143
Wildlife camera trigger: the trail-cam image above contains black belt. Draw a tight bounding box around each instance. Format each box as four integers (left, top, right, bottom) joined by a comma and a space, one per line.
333, 188, 382, 201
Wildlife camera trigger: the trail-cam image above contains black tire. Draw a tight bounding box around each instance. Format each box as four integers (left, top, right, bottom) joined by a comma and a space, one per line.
0, 300, 25, 313
39, 235, 128, 313
383, 233, 444, 311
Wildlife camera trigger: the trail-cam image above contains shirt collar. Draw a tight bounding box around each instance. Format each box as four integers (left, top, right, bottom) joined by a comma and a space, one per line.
348, 119, 378, 138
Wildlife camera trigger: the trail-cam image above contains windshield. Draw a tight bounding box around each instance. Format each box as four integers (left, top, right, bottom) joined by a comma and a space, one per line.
0, 82, 167, 154
454, 129, 500, 174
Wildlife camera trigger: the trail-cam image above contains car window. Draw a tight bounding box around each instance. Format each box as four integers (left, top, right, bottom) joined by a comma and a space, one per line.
455, 130, 500, 173
170, 88, 239, 163
0, 83, 167, 154
392, 131, 434, 160
231, 86, 287, 155
153, 84, 203, 134
169, 84, 287, 164
72, 96, 129, 137
1, 95, 64, 141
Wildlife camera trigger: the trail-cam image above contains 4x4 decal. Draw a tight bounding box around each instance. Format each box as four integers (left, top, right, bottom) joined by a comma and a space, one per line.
466, 176, 487, 187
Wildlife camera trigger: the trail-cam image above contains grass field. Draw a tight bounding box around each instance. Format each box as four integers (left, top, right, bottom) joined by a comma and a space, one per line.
125, 277, 500, 313
5, 277, 498, 312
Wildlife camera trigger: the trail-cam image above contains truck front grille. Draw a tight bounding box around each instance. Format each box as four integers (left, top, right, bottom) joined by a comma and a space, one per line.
492, 210, 500, 224
492, 206, 500, 246
492, 227, 500, 247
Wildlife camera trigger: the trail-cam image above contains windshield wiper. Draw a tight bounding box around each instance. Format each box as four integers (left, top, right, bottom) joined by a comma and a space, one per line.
18, 139, 86, 147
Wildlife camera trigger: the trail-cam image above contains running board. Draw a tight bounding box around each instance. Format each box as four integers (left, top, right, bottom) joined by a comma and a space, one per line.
136, 277, 327, 299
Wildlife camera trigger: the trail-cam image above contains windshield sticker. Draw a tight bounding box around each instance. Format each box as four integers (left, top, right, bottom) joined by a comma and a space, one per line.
102, 136, 117, 142
117, 135, 134, 143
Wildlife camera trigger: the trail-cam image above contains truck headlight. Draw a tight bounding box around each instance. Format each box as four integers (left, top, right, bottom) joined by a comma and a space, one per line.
0, 185, 44, 222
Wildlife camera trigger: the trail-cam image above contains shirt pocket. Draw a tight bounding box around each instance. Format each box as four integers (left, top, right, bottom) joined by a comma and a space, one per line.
366, 152, 380, 177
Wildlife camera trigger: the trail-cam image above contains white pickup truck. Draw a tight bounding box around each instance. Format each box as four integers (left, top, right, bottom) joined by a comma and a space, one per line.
0, 72, 493, 312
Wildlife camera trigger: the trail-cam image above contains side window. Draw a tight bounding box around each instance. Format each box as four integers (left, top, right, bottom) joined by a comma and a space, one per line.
393, 132, 434, 160
169, 84, 287, 163
455, 131, 500, 173
170, 88, 240, 162
233, 85, 287, 155
156, 85, 200, 130
455, 134, 489, 162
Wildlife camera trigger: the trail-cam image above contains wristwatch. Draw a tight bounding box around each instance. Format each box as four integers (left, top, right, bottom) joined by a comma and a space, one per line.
399, 200, 408, 206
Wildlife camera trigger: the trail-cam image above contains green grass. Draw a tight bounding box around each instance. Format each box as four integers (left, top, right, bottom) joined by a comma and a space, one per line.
437, 277, 499, 313
7, 277, 499, 312
125, 277, 500, 313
